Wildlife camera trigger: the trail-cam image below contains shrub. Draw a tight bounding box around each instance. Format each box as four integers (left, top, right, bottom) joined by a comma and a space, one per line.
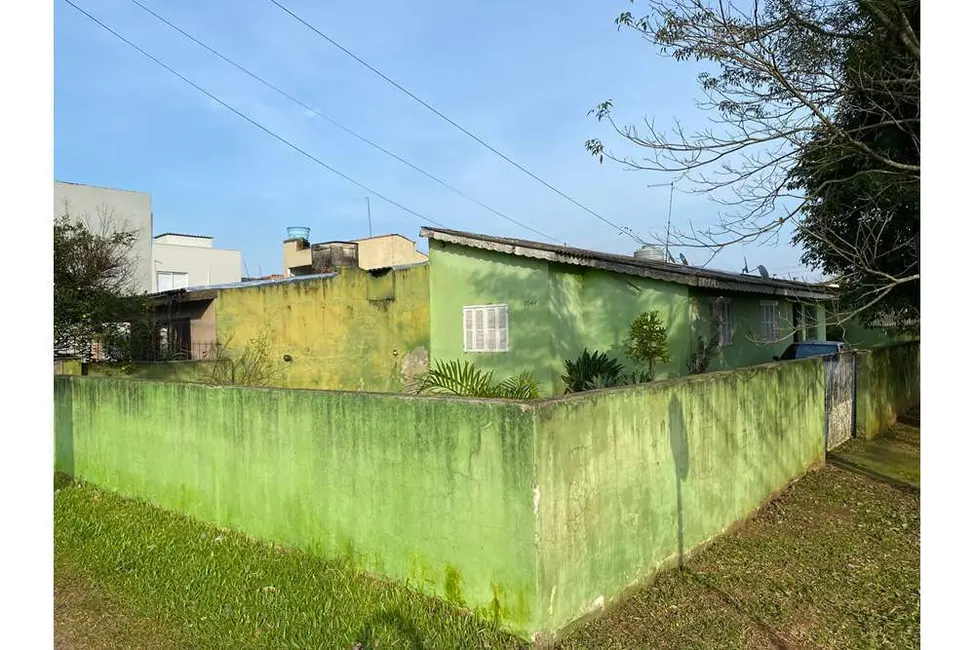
562, 349, 625, 394
416, 360, 539, 400
626, 311, 670, 378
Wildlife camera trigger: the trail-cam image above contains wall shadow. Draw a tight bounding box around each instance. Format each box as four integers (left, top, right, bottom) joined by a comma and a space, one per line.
668, 395, 689, 567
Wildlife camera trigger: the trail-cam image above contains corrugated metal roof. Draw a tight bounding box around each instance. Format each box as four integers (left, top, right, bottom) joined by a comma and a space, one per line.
420, 227, 833, 300
154, 232, 213, 239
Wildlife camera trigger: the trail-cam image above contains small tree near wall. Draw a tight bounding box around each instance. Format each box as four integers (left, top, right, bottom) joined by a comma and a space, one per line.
626, 310, 670, 379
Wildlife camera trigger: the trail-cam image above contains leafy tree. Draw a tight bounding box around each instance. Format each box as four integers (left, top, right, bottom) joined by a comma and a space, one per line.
789, 0, 919, 328
587, 0, 919, 330
54, 209, 144, 360
415, 360, 540, 400
626, 310, 671, 378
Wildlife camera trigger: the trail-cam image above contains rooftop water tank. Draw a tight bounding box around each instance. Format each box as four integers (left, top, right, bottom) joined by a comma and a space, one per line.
633, 244, 665, 261
287, 226, 311, 241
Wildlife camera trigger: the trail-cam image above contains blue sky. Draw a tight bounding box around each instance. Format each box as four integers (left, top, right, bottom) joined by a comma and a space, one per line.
54, 0, 814, 279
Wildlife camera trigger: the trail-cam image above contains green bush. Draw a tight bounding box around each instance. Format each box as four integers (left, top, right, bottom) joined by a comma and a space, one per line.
562, 349, 625, 393
415, 360, 539, 400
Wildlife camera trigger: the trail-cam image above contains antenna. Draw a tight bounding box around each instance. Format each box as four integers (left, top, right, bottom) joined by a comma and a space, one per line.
648, 182, 676, 259
757, 264, 769, 278
742, 257, 749, 274
679, 253, 689, 266
365, 196, 373, 237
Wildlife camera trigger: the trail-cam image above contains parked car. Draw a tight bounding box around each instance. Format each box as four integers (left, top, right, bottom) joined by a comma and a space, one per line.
773, 340, 849, 361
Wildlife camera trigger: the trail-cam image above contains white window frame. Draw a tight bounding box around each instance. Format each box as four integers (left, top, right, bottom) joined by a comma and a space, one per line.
760, 301, 780, 342
462, 304, 509, 353
714, 298, 733, 347
157, 271, 189, 291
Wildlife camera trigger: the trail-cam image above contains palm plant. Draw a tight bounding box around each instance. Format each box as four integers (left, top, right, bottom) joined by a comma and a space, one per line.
416, 360, 540, 400
562, 349, 625, 393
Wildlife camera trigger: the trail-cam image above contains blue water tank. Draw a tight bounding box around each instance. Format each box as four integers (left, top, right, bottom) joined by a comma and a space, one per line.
287, 226, 310, 241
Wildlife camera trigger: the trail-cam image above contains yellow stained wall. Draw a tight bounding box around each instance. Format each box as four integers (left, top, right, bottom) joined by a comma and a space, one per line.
214, 265, 430, 392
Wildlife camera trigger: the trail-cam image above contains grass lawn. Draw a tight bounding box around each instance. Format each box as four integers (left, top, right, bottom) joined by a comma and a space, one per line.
53, 473, 525, 650
829, 422, 920, 489
56, 459, 919, 649
556, 465, 920, 649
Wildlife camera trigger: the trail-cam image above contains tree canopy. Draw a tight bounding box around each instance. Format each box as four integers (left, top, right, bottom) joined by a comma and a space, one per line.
587, 0, 920, 329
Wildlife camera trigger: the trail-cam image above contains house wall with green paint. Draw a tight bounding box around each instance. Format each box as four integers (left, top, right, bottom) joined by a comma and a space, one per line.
855, 342, 920, 439
429, 242, 827, 396
688, 291, 824, 371
429, 243, 691, 396
54, 377, 538, 633
213, 265, 430, 393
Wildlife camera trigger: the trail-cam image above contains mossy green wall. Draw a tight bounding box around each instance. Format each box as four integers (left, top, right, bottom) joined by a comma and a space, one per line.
855, 342, 920, 439
429, 244, 690, 396
214, 266, 430, 392
532, 358, 827, 635
54, 377, 537, 634
86, 361, 216, 383
56, 353, 876, 639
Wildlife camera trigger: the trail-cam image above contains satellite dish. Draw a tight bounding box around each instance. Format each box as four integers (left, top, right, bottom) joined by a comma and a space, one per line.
679, 253, 690, 266
757, 264, 769, 278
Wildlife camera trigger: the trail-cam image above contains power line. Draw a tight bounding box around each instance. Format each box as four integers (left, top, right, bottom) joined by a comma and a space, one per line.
61, 0, 450, 231
267, 0, 639, 243
125, 0, 559, 244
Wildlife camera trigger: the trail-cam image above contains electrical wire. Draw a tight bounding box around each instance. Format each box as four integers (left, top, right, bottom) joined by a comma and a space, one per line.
267, 0, 639, 243
126, 0, 559, 243
61, 0, 450, 230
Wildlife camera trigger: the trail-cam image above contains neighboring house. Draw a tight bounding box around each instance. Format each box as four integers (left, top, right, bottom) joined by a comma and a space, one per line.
118, 264, 430, 392
152, 233, 242, 292
420, 227, 832, 397
284, 230, 428, 276
54, 180, 153, 294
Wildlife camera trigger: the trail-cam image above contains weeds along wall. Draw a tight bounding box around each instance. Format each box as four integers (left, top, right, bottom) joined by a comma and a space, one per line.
54, 377, 538, 635
855, 341, 920, 439
55, 357, 833, 640
532, 357, 827, 637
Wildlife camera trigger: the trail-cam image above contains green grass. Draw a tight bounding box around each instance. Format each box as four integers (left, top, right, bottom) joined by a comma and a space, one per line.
54, 473, 525, 649
56, 458, 920, 649
829, 422, 920, 488
555, 466, 920, 649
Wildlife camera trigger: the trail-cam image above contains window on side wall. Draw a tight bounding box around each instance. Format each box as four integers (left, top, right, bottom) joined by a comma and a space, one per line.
760, 301, 780, 342
157, 271, 189, 291
714, 298, 733, 346
463, 304, 509, 352
803, 304, 818, 340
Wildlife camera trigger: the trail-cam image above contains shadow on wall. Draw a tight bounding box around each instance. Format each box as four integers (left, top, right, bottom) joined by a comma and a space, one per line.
459, 261, 691, 396
669, 395, 689, 566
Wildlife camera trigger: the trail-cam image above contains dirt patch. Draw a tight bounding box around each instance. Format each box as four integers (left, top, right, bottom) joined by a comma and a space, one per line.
55, 568, 177, 650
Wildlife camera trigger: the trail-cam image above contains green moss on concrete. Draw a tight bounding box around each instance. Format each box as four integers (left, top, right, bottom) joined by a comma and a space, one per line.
855, 343, 920, 439
54, 376, 537, 635
531, 358, 827, 635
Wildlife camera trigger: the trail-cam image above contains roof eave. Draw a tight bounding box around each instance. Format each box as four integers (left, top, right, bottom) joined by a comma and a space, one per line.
421, 227, 832, 301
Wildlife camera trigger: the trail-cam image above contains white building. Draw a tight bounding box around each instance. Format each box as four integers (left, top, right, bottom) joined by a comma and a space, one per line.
152, 233, 242, 292
54, 181, 154, 294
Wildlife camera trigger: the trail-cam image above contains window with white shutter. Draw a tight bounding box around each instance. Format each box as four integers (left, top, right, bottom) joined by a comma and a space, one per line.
462, 304, 509, 352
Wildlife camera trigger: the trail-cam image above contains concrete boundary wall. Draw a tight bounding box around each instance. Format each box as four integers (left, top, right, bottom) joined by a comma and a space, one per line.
855, 341, 921, 439
56, 353, 884, 640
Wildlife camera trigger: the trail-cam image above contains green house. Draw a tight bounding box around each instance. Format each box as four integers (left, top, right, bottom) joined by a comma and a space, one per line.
421, 227, 832, 397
